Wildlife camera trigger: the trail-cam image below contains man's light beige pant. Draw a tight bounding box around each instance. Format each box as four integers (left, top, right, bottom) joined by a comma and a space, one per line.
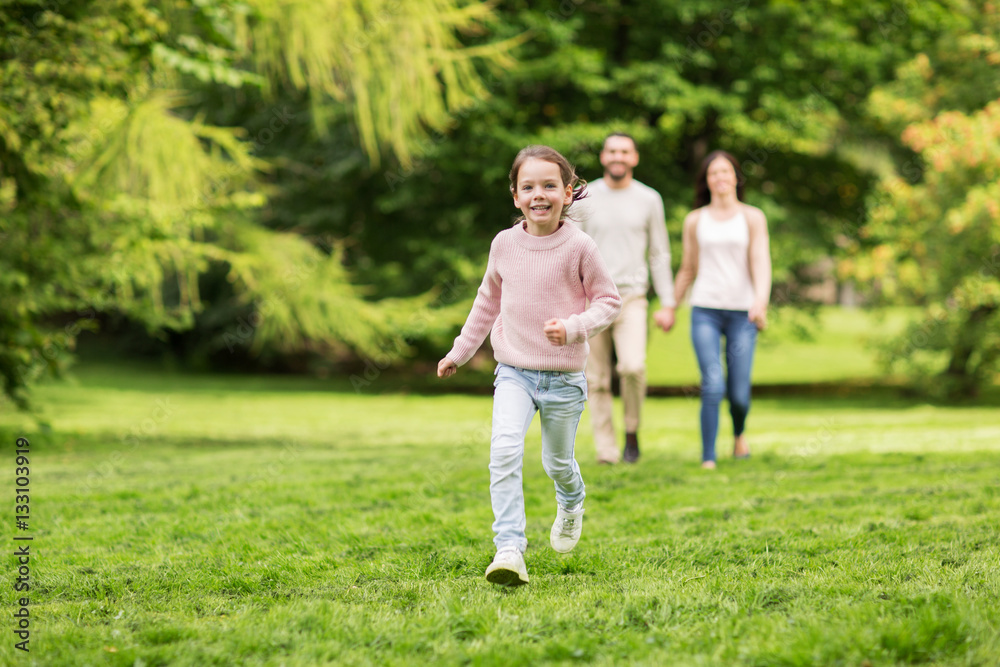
586, 295, 648, 463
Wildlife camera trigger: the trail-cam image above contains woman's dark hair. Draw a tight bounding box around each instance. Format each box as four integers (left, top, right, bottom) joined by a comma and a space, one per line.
693, 150, 745, 209
509, 145, 587, 220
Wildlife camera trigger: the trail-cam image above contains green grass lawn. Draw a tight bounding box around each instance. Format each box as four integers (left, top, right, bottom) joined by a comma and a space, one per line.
1, 363, 999, 666
645, 305, 918, 387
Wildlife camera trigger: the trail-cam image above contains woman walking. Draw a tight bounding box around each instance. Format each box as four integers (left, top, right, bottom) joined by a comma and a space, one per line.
673, 150, 772, 469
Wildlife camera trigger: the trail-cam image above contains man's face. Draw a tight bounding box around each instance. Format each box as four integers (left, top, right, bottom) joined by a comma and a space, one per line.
600, 136, 639, 181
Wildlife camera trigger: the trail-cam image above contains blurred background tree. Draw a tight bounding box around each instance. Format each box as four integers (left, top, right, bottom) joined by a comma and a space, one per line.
849, 2, 1000, 397
2, 0, 998, 405
0, 0, 511, 405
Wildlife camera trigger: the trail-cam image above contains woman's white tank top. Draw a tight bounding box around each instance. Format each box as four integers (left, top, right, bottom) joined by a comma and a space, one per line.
689, 207, 755, 311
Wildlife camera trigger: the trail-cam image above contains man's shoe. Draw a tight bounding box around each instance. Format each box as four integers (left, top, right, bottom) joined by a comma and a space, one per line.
485, 547, 529, 586
623, 432, 640, 463
550, 503, 585, 553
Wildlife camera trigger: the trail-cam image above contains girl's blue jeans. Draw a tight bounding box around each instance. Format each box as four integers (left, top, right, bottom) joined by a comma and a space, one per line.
690, 306, 758, 463
490, 363, 587, 553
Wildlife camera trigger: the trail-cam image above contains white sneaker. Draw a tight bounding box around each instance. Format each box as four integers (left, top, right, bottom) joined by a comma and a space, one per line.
550, 503, 584, 553
485, 546, 529, 586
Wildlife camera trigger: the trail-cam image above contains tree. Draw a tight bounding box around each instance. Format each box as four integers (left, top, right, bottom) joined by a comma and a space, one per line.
0, 0, 511, 407
271, 0, 967, 307
235, 0, 518, 169
848, 2, 1000, 396
159, 0, 978, 383
1, 0, 176, 408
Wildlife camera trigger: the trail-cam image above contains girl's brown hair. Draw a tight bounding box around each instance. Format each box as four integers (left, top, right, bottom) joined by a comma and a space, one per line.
508, 145, 587, 220
693, 150, 745, 209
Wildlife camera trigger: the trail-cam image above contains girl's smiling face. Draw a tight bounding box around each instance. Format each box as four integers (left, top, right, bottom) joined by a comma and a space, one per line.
513, 158, 573, 234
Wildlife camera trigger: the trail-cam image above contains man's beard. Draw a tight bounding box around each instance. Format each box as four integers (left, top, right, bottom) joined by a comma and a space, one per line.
606, 164, 629, 180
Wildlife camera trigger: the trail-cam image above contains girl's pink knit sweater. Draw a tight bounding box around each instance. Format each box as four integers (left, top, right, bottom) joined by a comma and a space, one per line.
446, 221, 622, 372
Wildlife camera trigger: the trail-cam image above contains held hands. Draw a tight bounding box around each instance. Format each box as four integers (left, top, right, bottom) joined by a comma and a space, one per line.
748, 301, 768, 331
653, 307, 676, 333
543, 318, 567, 346
437, 357, 457, 378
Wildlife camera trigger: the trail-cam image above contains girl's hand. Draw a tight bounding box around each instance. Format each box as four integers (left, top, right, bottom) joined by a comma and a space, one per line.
543, 318, 567, 346
748, 301, 768, 331
437, 357, 457, 378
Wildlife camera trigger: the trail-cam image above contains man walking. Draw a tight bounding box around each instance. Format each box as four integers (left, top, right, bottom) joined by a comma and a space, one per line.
575, 133, 676, 464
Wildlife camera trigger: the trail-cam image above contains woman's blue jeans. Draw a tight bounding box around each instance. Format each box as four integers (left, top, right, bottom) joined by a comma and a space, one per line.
490, 363, 587, 553
690, 306, 758, 463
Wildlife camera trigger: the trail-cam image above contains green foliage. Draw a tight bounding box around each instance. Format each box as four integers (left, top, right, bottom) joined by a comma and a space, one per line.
4, 0, 998, 402
0, 0, 166, 407
151, 0, 264, 88
276, 0, 971, 312
0, 0, 512, 407
235, 0, 519, 167
850, 2, 1000, 397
